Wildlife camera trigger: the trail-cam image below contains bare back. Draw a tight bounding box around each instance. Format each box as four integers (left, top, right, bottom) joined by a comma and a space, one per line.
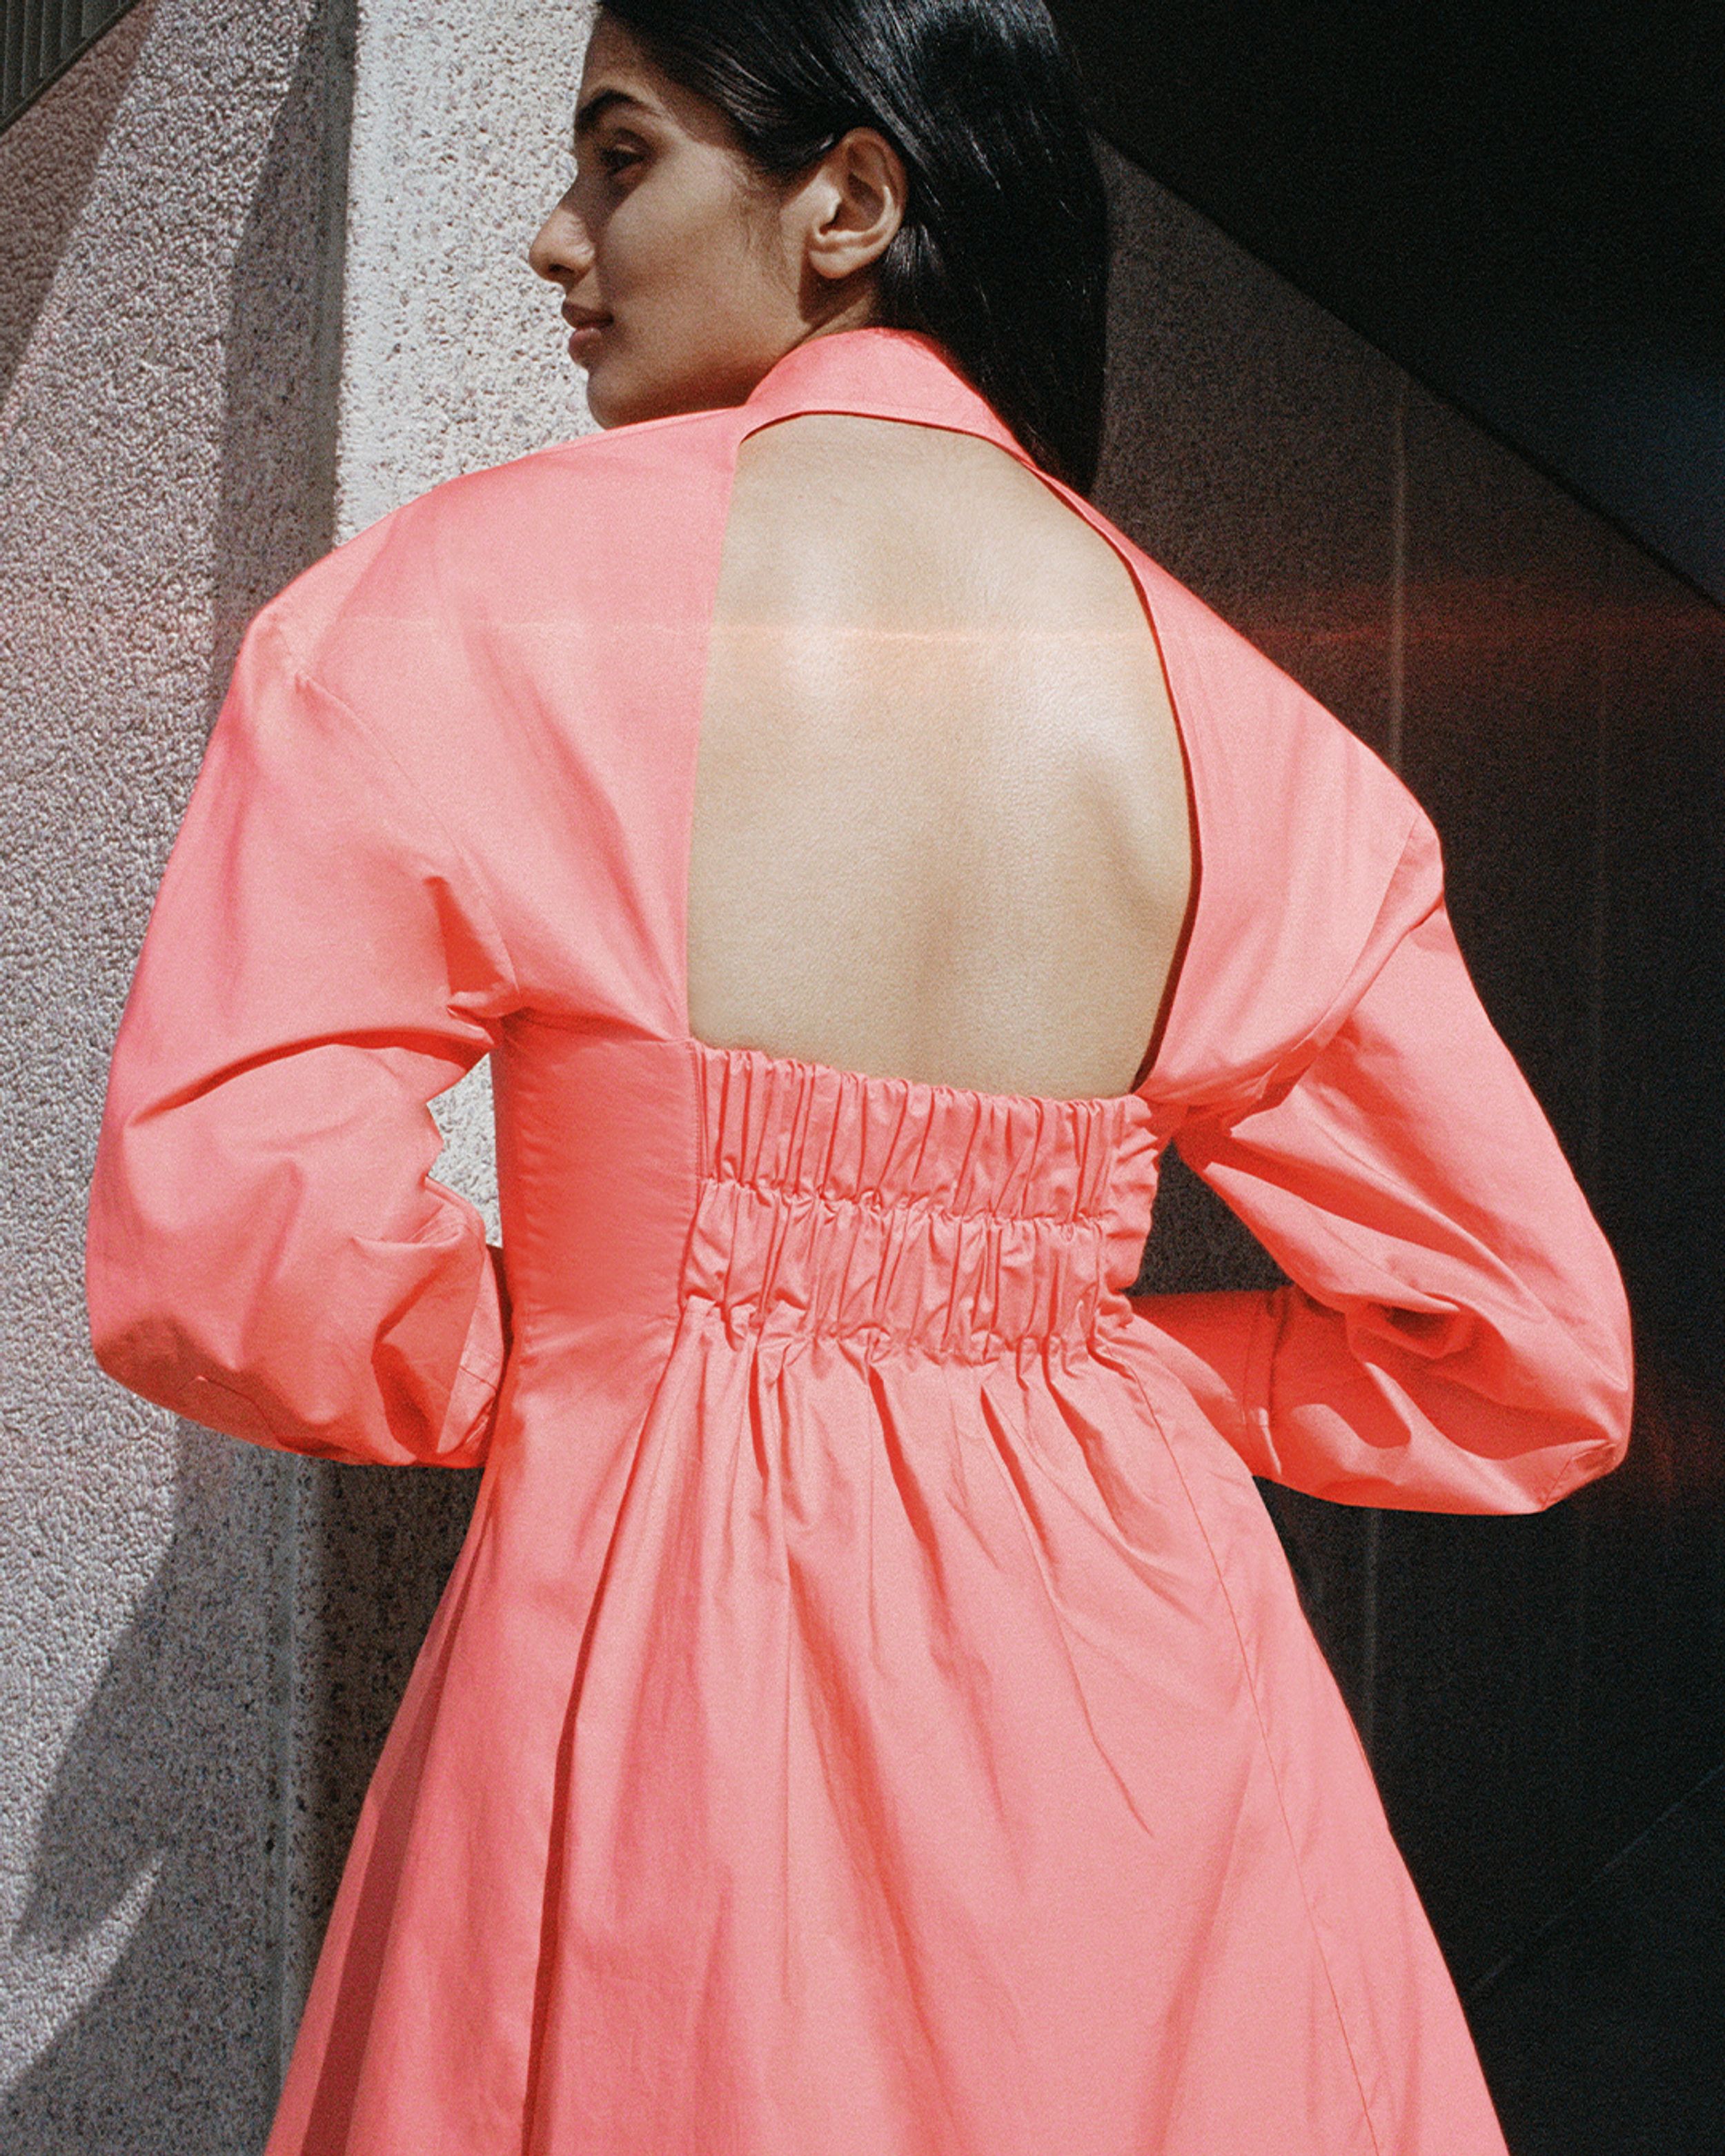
687, 415, 1192, 1102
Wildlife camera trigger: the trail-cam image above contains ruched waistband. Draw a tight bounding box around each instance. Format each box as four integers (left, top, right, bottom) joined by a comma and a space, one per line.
680, 1044, 1161, 1361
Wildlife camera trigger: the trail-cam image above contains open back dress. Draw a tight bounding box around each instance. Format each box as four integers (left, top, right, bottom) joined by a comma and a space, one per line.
86, 328, 1633, 2156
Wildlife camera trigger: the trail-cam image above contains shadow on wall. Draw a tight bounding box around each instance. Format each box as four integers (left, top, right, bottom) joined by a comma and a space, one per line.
204, 0, 355, 721
0, 1434, 480, 2155
2, 1434, 290, 2153
284, 1461, 485, 2023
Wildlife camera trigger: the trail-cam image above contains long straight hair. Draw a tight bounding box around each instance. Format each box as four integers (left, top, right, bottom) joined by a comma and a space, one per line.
598, 0, 1110, 494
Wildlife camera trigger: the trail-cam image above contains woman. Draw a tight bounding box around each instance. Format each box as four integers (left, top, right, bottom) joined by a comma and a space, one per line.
86, 3, 1633, 2151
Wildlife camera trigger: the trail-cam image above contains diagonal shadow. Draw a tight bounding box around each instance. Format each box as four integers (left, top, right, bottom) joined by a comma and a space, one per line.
1, 1432, 291, 2153
0, 1427, 479, 2154
1468, 1761, 1725, 2155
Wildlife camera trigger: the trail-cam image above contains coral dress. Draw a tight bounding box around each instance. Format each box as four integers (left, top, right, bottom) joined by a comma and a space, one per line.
86, 329, 1632, 2155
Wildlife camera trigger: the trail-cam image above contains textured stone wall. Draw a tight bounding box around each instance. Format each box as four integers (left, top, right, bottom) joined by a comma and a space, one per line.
0, 5, 348, 2147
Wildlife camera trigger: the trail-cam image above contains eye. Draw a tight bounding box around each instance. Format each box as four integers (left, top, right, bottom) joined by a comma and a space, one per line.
571, 128, 650, 191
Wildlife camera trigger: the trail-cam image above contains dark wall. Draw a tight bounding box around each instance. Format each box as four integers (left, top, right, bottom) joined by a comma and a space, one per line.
1106, 150, 1725, 2155
1049, 0, 1725, 610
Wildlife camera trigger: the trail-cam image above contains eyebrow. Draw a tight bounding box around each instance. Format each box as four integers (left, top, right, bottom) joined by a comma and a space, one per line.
573, 86, 655, 139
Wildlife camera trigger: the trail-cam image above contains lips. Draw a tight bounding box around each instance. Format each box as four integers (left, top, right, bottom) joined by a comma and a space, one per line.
562, 306, 611, 365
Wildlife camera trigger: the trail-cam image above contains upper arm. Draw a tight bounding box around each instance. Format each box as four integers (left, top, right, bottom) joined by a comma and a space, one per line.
1144, 811, 1633, 1510
86, 609, 518, 1465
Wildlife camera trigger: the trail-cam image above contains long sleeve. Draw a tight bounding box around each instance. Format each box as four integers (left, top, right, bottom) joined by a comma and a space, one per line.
1132, 812, 1633, 1512
86, 608, 518, 1467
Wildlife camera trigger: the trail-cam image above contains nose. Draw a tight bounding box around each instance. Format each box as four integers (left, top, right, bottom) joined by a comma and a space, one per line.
529, 197, 595, 287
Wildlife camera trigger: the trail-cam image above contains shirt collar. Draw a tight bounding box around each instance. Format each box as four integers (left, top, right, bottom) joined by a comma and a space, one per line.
739, 327, 1025, 462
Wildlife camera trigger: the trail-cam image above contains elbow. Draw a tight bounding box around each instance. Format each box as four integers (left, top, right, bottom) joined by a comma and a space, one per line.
1531, 1302, 1635, 1508
1588, 1267, 1637, 1464
85, 1235, 159, 1401
86, 1223, 277, 1447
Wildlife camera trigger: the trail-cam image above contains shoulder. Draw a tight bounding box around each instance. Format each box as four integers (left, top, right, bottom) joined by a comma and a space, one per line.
1098, 526, 1440, 1106
206, 405, 742, 869
1107, 534, 1412, 831
253, 404, 739, 671
1058, 494, 1417, 843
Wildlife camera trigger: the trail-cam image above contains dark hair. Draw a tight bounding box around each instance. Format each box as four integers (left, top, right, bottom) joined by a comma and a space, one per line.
598, 0, 1110, 494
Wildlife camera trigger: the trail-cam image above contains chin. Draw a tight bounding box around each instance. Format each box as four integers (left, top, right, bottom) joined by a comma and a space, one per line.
581, 364, 626, 431
583, 342, 760, 432
583, 362, 669, 433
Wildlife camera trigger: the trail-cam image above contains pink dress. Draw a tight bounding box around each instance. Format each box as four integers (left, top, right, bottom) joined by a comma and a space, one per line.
86, 328, 1633, 2155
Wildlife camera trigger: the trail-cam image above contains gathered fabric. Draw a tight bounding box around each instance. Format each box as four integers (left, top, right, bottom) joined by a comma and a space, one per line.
682, 1047, 1159, 1363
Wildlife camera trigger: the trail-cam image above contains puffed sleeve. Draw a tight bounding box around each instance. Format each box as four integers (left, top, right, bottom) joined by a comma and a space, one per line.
86, 607, 518, 1467
1132, 811, 1633, 1512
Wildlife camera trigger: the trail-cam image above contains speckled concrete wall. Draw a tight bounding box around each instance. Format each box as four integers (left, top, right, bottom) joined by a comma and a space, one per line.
0, 3, 348, 2146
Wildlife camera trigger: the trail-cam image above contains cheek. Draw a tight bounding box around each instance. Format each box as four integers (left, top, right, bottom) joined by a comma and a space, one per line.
586, 170, 796, 422
610, 178, 784, 330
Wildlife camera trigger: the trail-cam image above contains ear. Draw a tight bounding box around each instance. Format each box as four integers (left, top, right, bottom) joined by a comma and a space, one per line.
800, 126, 909, 284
